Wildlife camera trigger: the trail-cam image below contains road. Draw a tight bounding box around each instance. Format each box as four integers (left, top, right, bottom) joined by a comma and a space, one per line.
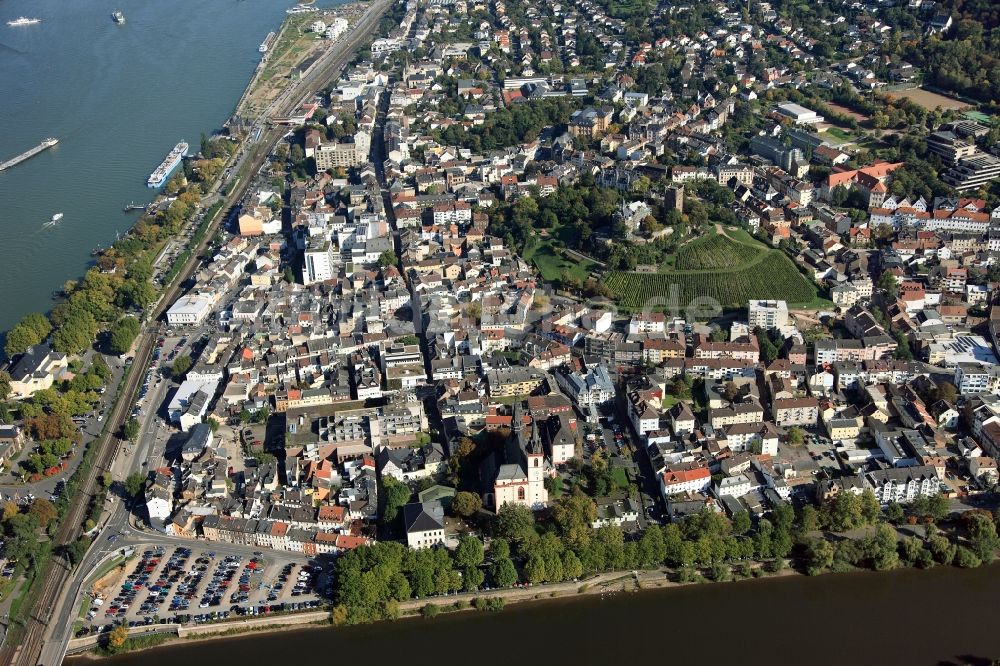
19, 4, 393, 665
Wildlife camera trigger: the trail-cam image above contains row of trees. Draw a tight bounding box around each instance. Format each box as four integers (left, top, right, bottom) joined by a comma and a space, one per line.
805, 509, 1000, 575
3, 134, 233, 361
335, 490, 801, 623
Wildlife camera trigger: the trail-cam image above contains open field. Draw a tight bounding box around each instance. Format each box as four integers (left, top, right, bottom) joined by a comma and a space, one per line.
887, 87, 971, 111
523, 237, 600, 283
825, 101, 870, 122
822, 126, 853, 143
606, 229, 825, 310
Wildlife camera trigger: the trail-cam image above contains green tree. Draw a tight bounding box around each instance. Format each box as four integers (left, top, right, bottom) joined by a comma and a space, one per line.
797, 504, 820, 534
860, 489, 881, 525
122, 418, 141, 441
455, 535, 485, 569
965, 512, 1000, 563
64, 537, 90, 566
954, 545, 982, 568
786, 427, 805, 446
451, 491, 482, 518
171, 355, 193, 377
877, 271, 898, 296
638, 526, 666, 566
551, 490, 597, 550
378, 250, 398, 267
870, 524, 900, 571
562, 550, 583, 579
51, 310, 98, 355
490, 557, 518, 587
109, 317, 141, 355
821, 492, 864, 532
0, 371, 10, 401
494, 503, 535, 546
926, 494, 949, 523
805, 538, 835, 575
927, 533, 956, 565
124, 472, 147, 498
381, 477, 411, 525
732, 510, 752, 536
524, 553, 547, 584
4, 313, 52, 357
462, 566, 485, 592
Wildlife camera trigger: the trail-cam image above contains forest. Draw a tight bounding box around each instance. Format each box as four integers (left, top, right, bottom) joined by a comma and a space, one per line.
435, 97, 577, 152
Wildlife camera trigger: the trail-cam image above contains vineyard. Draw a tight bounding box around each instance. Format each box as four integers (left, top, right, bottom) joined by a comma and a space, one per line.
605, 251, 821, 310
674, 233, 764, 270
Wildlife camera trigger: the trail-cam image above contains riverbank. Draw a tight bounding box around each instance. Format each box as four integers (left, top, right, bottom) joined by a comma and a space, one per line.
69, 561, 1000, 666
68, 611, 331, 659
0, 0, 333, 335
66, 561, 796, 658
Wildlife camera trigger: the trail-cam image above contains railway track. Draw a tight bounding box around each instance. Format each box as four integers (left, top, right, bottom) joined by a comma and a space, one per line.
3, 3, 391, 664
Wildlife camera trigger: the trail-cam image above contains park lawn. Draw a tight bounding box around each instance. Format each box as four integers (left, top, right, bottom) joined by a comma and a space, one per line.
721, 227, 763, 246
609, 466, 630, 490
524, 237, 599, 283
824, 127, 852, 143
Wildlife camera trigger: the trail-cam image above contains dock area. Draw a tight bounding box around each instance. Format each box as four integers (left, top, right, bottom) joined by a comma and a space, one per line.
0, 138, 58, 172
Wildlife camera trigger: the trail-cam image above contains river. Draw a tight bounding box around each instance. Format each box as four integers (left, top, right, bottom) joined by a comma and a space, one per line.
0, 0, 341, 337
81, 564, 1000, 666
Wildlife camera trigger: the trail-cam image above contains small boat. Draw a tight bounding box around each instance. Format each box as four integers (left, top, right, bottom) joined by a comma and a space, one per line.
7, 17, 41, 27
51, 213, 63, 222
112, 11, 125, 24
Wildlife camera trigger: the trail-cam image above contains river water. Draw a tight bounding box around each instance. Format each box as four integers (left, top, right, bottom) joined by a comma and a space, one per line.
84, 564, 1000, 666
0, 0, 340, 336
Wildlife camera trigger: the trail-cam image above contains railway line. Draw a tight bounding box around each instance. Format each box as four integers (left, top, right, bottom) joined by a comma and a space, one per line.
1, 2, 391, 664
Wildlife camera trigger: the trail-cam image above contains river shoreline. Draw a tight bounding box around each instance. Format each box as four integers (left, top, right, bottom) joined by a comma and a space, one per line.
71, 556, 969, 661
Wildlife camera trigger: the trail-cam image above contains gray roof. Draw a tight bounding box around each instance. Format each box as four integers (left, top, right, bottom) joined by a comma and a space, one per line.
402, 501, 445, 533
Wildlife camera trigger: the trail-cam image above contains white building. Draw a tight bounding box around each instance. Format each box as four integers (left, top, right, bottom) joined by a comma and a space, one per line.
865, 466, 939, 504
492, 407, 548, 510
168, 378, 221, 431
748, 300, 789, 330
955, 362, 1000, 396
325, 17, 348, 40
304, 239, 336, 285
715, 473, 752, 498
554, 363, 615, 408
776, 102, 824, 125
166, 294, 214, 327
628, 312, 666, 335
402, 501, 446, 549
659, 465, 711, 499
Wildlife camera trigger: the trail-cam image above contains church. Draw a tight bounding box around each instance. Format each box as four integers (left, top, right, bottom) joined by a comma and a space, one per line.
480, 402, 548, 510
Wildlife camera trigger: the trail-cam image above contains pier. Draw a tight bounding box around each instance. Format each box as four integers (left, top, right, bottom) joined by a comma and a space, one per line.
0, 138, 58, 172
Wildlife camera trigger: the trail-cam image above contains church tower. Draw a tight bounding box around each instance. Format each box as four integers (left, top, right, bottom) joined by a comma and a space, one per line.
525, 414, 548, 506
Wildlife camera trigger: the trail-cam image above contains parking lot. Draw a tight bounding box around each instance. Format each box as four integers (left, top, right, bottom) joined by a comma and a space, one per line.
80, 545, 328, 635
